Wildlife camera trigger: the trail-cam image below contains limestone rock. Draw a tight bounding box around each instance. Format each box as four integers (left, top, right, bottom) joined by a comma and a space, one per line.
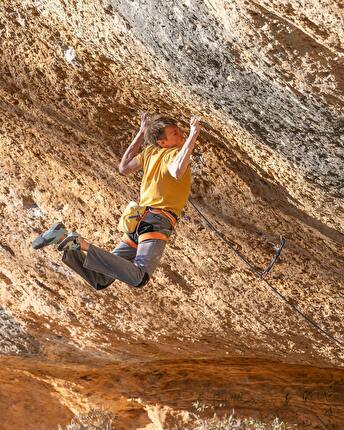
0, 0, 343, 428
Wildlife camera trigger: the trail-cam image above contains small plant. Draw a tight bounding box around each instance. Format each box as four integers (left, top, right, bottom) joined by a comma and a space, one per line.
193, 400, 214, 413
192, 411, 295, 430
58, 409, 117, 430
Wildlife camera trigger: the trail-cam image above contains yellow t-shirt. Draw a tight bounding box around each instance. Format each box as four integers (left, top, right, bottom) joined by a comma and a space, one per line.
136, 145, 191, 217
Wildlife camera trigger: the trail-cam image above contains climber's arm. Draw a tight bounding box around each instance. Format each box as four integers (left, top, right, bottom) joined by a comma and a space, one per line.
119, 113, 146, 176
118, 132, 143, 175
168, 116, 201, 180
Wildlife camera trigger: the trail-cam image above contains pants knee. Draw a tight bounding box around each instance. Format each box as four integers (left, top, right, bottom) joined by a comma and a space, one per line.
93, 282, 112, 291
92, 274, 150, 290
133, 272, 150, 288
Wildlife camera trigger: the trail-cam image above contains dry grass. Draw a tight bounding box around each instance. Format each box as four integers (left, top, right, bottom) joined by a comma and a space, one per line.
58, 408, 295, 430
58, 409, 117, 430
192, 412, 295, 430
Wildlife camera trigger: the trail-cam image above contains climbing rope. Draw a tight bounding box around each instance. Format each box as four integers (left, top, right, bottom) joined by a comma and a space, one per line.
188, 198, 344, 350
189, 198, 285, 278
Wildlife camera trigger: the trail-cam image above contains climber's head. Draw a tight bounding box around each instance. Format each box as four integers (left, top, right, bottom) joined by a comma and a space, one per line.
145, 114, 184, 148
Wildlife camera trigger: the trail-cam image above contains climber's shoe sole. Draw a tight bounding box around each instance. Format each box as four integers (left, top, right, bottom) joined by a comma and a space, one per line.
32, 222, 67, 250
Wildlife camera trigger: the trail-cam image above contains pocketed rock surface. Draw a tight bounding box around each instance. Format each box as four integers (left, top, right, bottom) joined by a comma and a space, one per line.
0, 1, 343, 429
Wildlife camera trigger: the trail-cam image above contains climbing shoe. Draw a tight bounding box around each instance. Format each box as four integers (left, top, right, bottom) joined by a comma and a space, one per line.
32, 222, 67, 250
57, 231, 81, 252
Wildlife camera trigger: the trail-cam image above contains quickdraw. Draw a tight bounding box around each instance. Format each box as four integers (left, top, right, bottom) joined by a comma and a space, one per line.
188, 198, 285, 278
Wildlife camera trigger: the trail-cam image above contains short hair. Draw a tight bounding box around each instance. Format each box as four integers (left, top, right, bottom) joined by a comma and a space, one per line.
144, 114, 178, 146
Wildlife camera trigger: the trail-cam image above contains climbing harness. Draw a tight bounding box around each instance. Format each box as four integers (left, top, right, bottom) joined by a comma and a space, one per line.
188, 198, 285, 278
121, 206, 178, 248
119, 203, 177, 235
189, 198, 344, 350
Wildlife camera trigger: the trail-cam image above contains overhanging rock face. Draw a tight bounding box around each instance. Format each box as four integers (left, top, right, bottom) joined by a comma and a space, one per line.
0, 1, 343, 429
114, 0, 344, 198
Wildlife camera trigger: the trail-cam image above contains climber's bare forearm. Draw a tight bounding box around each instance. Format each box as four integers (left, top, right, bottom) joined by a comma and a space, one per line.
119, 129, 144, 175
168, 134, 197, 179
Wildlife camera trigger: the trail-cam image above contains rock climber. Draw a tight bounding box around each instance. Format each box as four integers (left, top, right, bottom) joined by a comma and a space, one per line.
32, 113, 202, 289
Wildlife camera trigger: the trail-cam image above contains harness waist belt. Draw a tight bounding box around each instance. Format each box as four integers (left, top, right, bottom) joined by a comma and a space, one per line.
146, 207, 178, 228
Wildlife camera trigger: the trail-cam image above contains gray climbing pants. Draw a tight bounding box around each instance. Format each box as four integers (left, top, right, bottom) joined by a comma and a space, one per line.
62, 239, 166, 290
62, 209, 174, 290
